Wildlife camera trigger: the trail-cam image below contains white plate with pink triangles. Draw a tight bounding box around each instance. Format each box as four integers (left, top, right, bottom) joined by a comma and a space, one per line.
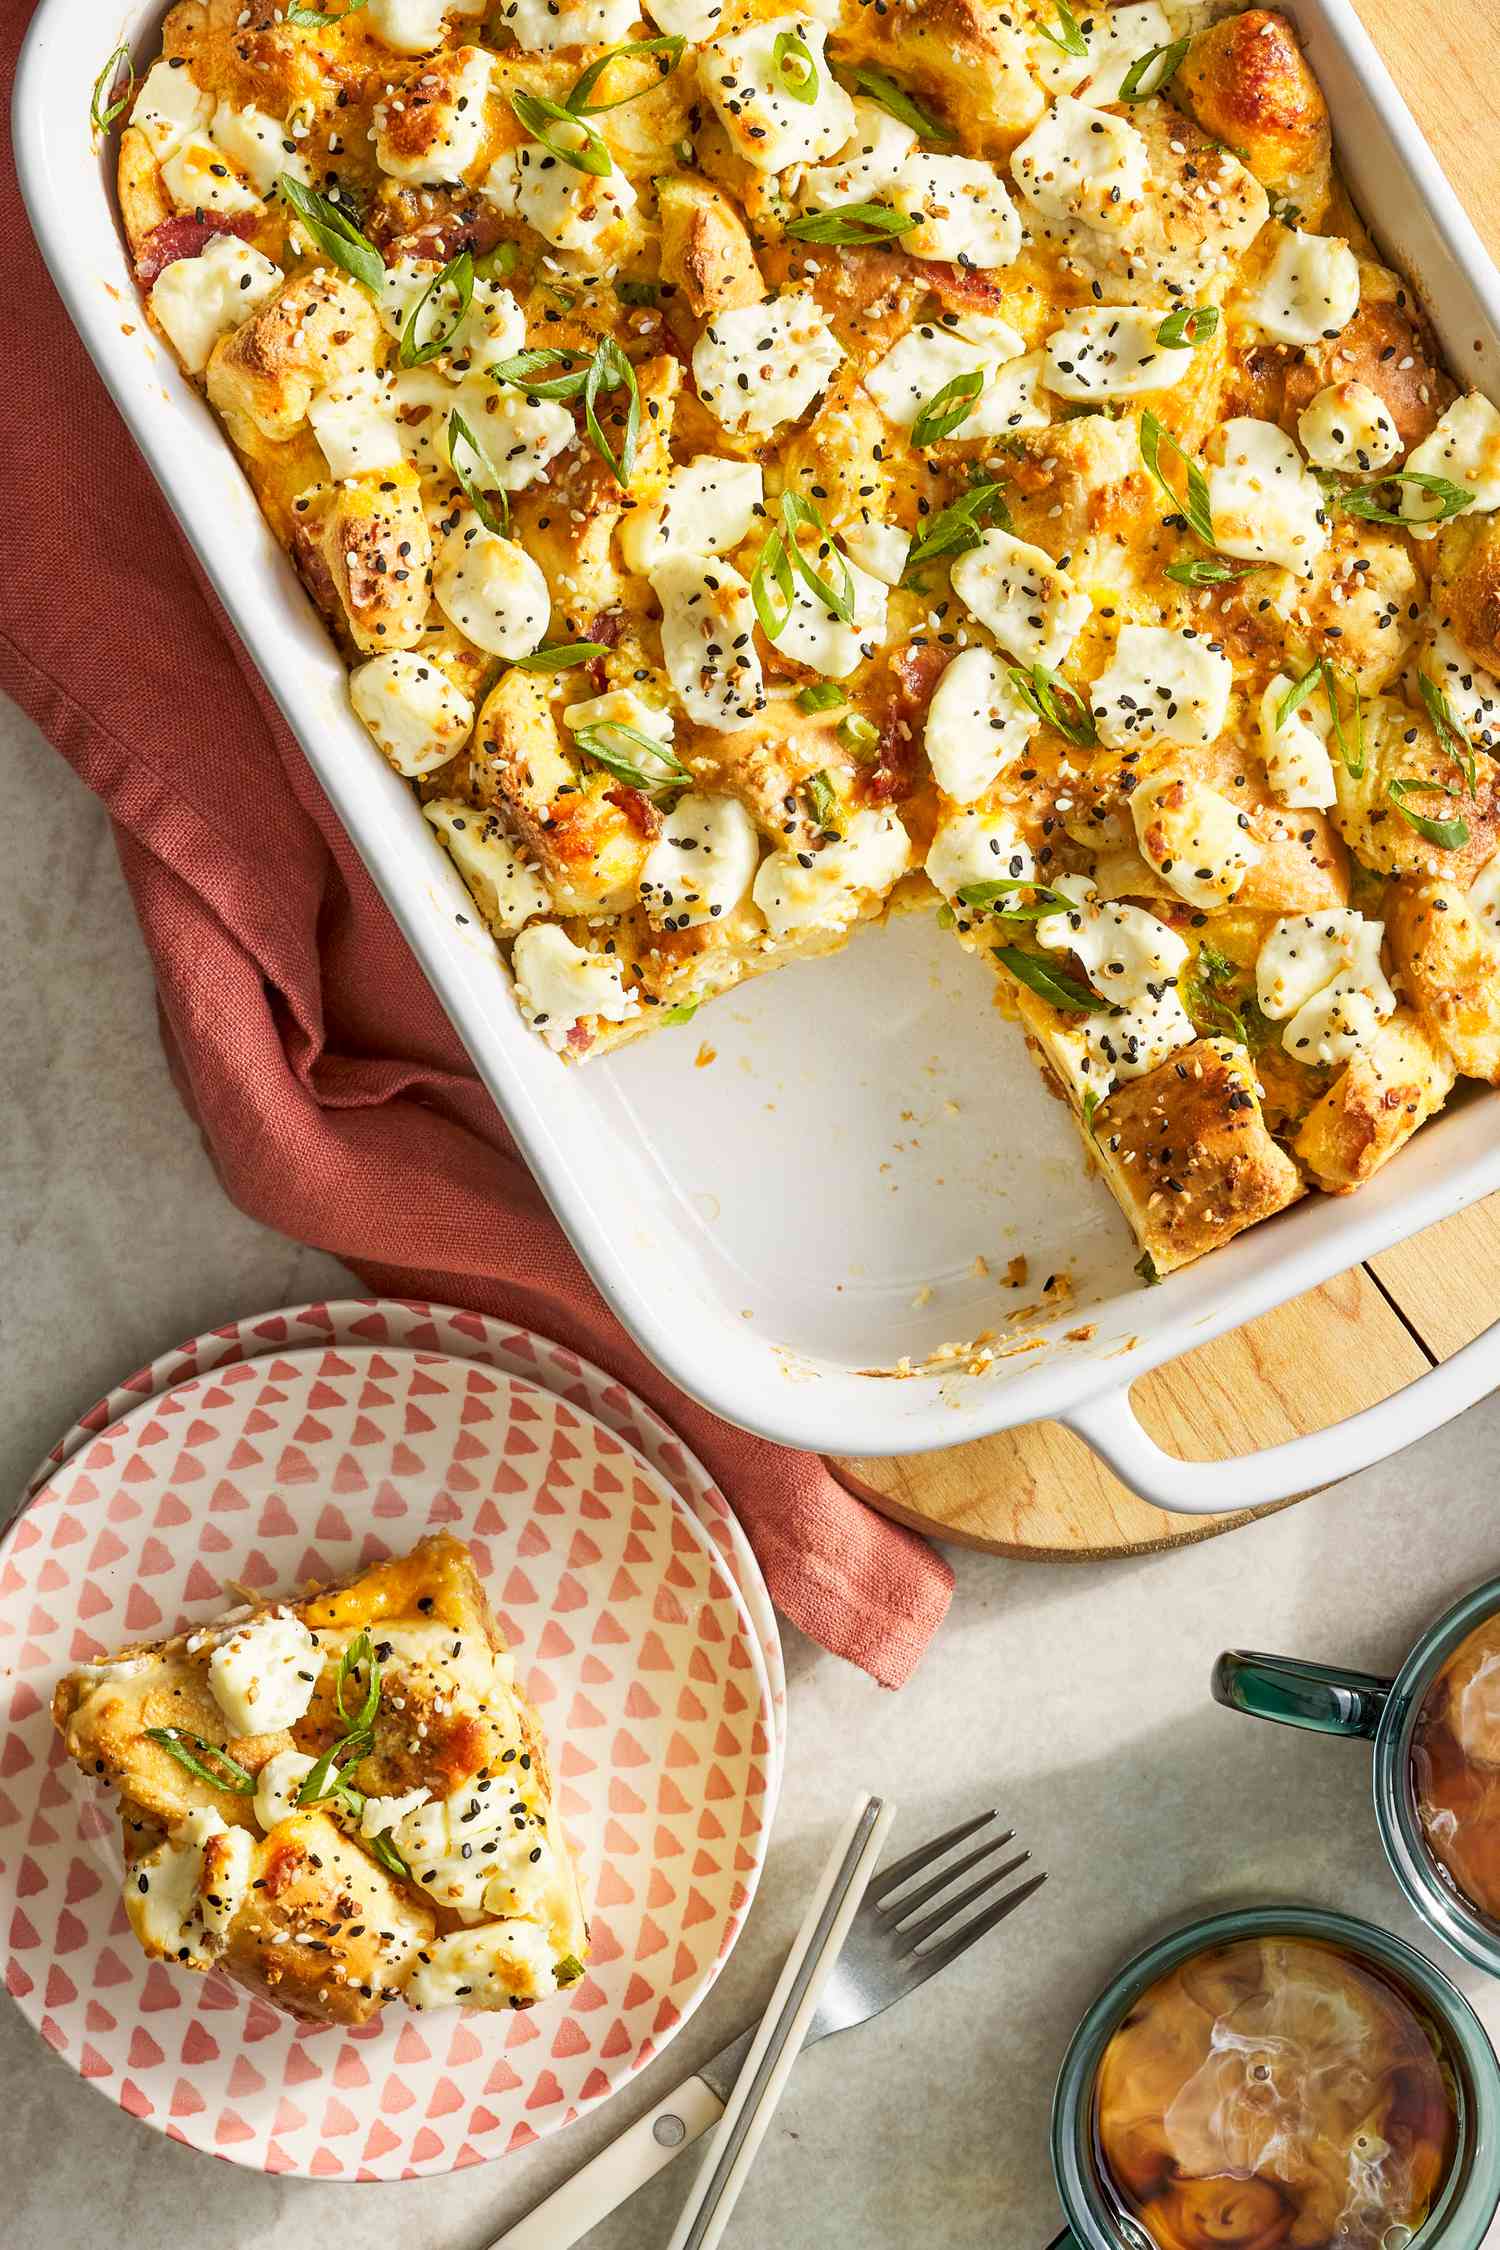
0, 1344, 774, 2179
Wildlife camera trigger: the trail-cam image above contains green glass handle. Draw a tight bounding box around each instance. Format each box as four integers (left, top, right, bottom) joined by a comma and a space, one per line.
1211, 1649, 1391, 1739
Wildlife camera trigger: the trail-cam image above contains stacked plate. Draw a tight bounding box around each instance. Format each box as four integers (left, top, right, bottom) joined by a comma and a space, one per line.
0, 1301, 784, 2179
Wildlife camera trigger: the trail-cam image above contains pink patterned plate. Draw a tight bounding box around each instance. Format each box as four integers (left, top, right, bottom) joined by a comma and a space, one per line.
0, 1345, 773, 2180
21, 1299, 786, 1781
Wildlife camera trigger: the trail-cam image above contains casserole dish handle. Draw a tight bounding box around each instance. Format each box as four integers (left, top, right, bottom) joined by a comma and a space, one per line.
1061, 1311, 1500, 1516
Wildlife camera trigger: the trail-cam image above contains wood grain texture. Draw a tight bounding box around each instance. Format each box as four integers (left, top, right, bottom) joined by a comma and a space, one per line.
837, 3, 1500, 1557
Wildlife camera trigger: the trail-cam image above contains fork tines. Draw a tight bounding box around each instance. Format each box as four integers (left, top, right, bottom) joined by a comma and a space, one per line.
873, 1810, 1046, 1972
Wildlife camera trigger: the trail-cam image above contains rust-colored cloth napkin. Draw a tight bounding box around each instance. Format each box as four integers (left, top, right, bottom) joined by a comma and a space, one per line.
0, 18, 952, 1685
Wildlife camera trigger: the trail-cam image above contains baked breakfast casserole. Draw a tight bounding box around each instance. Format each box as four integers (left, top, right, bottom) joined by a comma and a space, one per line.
51, 1534, 588, 2023
104, 0, 1500, 1275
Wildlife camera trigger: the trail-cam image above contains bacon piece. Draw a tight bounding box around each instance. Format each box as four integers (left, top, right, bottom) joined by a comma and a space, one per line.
371, 189, 504, 265
863, 639, 951, 805
604, 785, 663, 840
134, 212, 259, 287
912, 259, 1009, 321
890, 638, 951, 717
1283, 292, 1454, 451
584, 609, 625, 691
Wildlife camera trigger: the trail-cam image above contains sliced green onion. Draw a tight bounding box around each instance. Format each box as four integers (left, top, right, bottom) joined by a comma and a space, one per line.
488, 346, 591, 400
615, 277, 662, 307
1324, 664, 1365, 781
955, 877, 1078, 916
509, 89, 613, 176
662, 1002, 699, 1025
1036, 0, 1089, 58
511, 641, 609, 671
1008, 662, 1097, 748
773, 28, 819, 104
805, 769, 839, 827
556, 1953, 587, 1985
1139, 410, 1215, 546
566, 34, 685, 114
1155, 303, 1218, 349
1117, 36, 1189, 100
583, 337, 640, 486
780, 493, 856, 623
1163, 555, 1256, 586
837, 714, 879, 756
1275, 660, 1324, 731
797, 682, 846, 714
573, 719, 689, 791
903, 481, 1010, 574
784, 201, 918, 245
399, 250, 474, 368
1387, 779, 1470, 850
911, 368, 985, 448
1134, 1251, 1163, 1287
1181, 942, 1256, 1046
365, 1827, 413, 1881
144, 1728, 256, 1795
474, 241, 519, 282
1418, 672, 1478, 792
1332, 468, 1473, 525
334, 1630, 381, 1732
1276, 659, 1364, 778
751, 528, 796, 640
278, 175, 384, 293
448, 409, 510, 535
851, 66, 952, 141
91, 44, 135, 132
994, 945, 1108, 1013
296, 1729, 373, 1810
286, 0, 370, 23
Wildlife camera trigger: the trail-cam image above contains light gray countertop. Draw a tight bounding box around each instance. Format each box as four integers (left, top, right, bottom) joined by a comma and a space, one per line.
7, 695, 1500, 2250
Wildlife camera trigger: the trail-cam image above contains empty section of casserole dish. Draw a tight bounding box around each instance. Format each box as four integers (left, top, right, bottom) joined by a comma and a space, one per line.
107, 0, 1500, 1276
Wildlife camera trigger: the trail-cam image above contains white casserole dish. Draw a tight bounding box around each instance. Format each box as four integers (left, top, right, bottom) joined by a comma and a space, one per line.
16, 0, 1500, 1507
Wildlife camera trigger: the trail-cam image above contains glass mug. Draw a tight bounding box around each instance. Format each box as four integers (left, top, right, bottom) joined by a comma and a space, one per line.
1048, 1905, 1500, 2250
1214, 1576, 1500, 1977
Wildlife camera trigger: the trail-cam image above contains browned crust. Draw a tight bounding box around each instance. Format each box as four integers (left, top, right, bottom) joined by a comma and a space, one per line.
317, 467, 434, 655
1093, 1038, 1306, 1274
1293, 1010, 1457, 1191
222, 1812, 436, 2025
1333, 711, 1500, 886
1433, 515, 1500, 679
206, 271, 382, 445
118, 126, 173, 264
1386, 878, 1500, 1084
658, 174, 763, 319
373, 45, 490, 175
829, 0, 1041, 158
1177, 10, 1331, 205
1238, 804, 1350, 917
1282, 289, 1455, 452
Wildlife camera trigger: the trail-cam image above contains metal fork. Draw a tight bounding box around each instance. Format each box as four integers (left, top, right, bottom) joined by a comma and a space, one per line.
495, 1809, 1046, 2248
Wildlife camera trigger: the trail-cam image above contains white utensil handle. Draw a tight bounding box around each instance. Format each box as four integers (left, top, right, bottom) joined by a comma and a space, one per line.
1064, 1309, 1500, 1515
667, 1793, 894, 2250
493, 2075, 724, 2250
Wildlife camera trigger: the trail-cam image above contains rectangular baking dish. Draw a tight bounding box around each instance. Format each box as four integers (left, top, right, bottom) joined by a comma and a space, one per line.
17, 0, 1500, 1505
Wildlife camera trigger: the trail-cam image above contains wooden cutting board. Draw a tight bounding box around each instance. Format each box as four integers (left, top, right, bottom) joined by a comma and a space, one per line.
838, 0, 1500, 1558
